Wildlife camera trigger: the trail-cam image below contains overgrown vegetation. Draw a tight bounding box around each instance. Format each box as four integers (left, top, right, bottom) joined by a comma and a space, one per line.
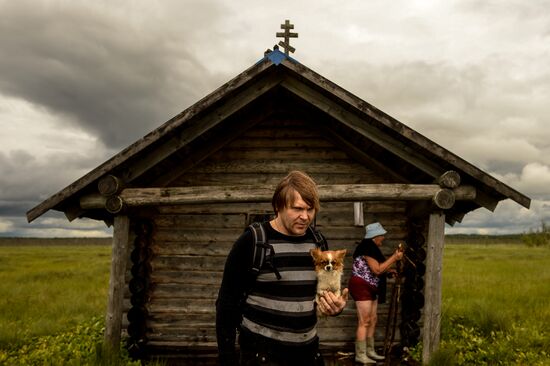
0, 316, 141, 366
1, 239, 549, 365
0, 244, 111, 347
0, 242, 166, 365
409, 243, 550, 365
522, 221, 550, 247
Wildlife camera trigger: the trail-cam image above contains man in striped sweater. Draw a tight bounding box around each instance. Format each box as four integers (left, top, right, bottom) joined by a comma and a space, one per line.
216, 171, 348, 365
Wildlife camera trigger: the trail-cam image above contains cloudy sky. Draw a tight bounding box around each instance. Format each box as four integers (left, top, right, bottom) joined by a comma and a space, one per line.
1, 0, 549, 237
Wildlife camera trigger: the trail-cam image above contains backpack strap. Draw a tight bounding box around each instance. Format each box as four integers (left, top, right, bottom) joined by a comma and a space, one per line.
309, 226, 329, 251
249, 223, 328, 281
249, 222, 281, 280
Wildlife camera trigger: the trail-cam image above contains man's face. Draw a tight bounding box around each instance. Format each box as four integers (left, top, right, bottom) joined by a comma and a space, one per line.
277, 191, 316, 236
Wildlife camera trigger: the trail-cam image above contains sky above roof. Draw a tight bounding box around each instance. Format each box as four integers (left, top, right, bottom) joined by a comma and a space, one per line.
1, 0, 549, 237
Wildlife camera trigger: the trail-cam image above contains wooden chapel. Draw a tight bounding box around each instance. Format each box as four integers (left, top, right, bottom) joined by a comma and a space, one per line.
27, 28, 530, 365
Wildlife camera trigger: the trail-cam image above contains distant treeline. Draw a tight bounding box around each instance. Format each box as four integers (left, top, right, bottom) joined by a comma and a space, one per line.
0, 237, 111, 246
445, 234, 523, 244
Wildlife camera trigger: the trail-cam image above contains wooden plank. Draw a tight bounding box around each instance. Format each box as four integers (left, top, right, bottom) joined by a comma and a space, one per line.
188, 160, 369, 174
322, 201, 407, 213
150, 270, 223, 285
172, 172, 383, 186
146, 299, 216, 314
151, 239, 390, 257
317, 212, 407, 227
150, 283, 220, 299
152, 211, 406, 231
319, 226, 408, 241
157, 202, 273, 214
155, 201, 406, 215
206, 147, 350, 161
153, 225, 406, 244
152, 214, 246, 228
103, 215, 130, 355
240, 126, 326, 139
422, 212, 445, 364
152, 241, 235, 256
246, 118, 310, 128
79, 184, 476, 209
151, 255, 228, 272
148, 313, 214, 323
154, 228, 244, 242
226, 137, 334, 148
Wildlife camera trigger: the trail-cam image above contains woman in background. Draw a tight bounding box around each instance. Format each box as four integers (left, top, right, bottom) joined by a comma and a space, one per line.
348, 222, 403, 364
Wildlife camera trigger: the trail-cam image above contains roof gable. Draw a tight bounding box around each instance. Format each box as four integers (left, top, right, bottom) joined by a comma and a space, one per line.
27, 49, 530, 223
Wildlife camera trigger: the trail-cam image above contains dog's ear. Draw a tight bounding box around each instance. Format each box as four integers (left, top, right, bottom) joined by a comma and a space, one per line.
310, 248, 321, 259
335, 249, 347, 260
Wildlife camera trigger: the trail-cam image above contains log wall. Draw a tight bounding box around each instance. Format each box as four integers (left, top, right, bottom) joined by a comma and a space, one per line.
122, 117, 419, 361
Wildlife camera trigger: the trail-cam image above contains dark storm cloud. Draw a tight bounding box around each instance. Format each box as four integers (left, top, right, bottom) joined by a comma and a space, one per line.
0, 1, 229, 149
0, 201, 32, 216
0, 146, 108, 220
0, 211, 112, 237
2, 0, 549, 236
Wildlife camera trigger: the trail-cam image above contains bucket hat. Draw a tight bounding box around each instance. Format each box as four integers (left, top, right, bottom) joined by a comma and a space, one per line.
365, 222, 387, 239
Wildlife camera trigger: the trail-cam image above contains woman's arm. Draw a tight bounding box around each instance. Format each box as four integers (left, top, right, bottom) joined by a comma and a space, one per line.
366, 250, 403, 275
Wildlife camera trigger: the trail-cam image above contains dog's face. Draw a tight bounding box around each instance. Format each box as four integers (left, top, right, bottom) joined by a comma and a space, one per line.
310, 248, 346, 272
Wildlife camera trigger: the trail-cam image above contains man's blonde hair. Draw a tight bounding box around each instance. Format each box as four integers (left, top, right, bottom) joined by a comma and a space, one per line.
271, 171, 320, 214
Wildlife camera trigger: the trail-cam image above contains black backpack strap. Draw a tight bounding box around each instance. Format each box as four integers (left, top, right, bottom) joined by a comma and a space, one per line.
309, 226, 329, 251
250, 222, 266, 275
249, 222, 281, 280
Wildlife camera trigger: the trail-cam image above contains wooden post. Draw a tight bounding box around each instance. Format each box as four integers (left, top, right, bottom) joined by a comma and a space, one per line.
104, 215, 130, 355
422, 211, 445, 364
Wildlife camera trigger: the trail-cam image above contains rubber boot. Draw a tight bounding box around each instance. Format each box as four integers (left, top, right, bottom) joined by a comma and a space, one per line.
366, 337, 385, 361
355, 340, 376, 364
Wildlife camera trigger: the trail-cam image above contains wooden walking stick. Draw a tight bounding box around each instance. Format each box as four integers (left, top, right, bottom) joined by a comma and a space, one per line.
383, 244, 404, 365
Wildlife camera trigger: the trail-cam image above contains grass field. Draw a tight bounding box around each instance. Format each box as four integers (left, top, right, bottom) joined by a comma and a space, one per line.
0, 242, 111, 348
432, 243, 550, 365
443, 244, 550, 325
0, 238, 549, 365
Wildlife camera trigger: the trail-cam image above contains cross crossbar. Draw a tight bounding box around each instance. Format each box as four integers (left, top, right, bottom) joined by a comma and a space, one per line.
276, 19, 298, 56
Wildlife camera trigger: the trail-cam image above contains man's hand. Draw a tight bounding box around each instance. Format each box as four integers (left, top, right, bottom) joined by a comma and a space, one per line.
318, 288, 349, 316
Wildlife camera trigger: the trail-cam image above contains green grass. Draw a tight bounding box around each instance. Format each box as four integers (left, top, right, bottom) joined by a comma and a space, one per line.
1, 239, 549, 365
0, 244, 111, 348
429, 243, 550, 365
442, 244, 550, 330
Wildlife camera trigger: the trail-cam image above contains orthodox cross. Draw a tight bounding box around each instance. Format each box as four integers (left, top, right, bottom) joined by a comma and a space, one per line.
276, 20, 298, 56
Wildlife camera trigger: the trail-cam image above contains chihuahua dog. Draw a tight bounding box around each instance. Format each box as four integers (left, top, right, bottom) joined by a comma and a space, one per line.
310, 248, 347, 316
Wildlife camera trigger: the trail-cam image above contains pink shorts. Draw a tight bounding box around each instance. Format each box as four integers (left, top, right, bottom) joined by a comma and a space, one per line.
348, 275, 378, 301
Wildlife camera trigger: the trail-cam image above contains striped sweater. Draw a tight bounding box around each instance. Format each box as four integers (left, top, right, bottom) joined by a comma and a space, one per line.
241, 223, 319, 345
216, 221, 322, 363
